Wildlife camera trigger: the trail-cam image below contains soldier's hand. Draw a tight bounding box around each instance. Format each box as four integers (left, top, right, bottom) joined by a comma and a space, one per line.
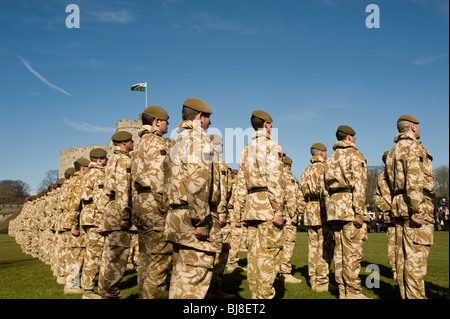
71, 229, 80, 237
119, 221, 130, 230
291, 216, 298, 226
272, 215, 284, 227
411, 216, 424, 227
96, 225, 103, 233
219, 216, 226, 227
235, 222, 241, 228
353, 218, 364, 228
195, 227, 210, 241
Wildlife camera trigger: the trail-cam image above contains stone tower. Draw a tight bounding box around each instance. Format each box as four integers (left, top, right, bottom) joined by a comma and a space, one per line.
58, 114, 143, 178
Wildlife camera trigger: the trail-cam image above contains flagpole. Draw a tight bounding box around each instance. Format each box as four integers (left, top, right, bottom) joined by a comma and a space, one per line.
145, 81, 148, 108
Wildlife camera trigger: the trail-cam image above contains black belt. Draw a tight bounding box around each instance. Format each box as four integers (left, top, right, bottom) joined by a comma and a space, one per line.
305, 196, 319, 202
248, 187, 268, 194
137, 187, 152, 194
82, 199, 93, 205
170, 204, 190, 210
394, 190, 406, 196
329, 188, 352, 196
108, 193, 115, 201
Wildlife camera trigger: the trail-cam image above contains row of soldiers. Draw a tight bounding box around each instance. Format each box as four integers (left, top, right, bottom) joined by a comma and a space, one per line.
9, 97, 435, 299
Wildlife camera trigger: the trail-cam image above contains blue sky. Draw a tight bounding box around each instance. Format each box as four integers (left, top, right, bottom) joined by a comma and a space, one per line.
0, 0, 448, 193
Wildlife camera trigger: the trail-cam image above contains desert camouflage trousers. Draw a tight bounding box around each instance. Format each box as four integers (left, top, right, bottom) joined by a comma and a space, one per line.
307, 224, 335, 289
394, 219, 433, 299
331, 221, 367, 299
137, 227, 172, 299
39, 229, 53, 264
279, 224, 297, 274
211, 224, 231, 290
98, 230, 131, 299
227, 224, 245, 265
81, 226, 105, 290
386, 224, 396, 275
247, 221, 284, 299
64, 230, 86, 288
169, 243, 215, 299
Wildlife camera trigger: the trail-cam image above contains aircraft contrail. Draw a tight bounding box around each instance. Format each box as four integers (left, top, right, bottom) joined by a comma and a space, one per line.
18, 56, 72, 97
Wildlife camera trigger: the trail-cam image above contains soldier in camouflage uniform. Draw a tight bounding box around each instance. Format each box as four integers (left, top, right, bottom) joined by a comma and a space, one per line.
299, 143, 335, 292
131, 105, 172, 299
64, 157, 90, 294
78, 148, 108, 299
98, 131, 134, 299
164, 98, 223, 299
278, 155, 302, 284
208, 134, 235, 298
375, 151, 397, 280
385, 114, 435, 299
324, 125, 369, 299
226, 169, 246, 272
235, 110, 285, 299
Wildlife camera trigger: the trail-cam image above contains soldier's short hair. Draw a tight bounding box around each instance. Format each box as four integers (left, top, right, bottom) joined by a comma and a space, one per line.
251, 115, 265, 130
182, 106, 201, 121
397, 120, 412, 133
310, 148, 321, 156
336, 131, 348, 141
142, 112, 156, 126
74, 161, 82, 172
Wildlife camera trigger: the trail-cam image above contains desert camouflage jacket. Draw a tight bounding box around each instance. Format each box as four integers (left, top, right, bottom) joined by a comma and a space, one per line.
164, 120, 222, 253
385, 133, 434, 223
324, 140, 367, 221
235, 130, 285, 222
375, 170, 393, 224
79, 162, 106, 227
102, 147, 132, 231
300, 155, 327, 226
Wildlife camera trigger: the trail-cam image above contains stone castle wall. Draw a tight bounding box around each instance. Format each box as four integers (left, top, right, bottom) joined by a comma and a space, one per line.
59, 115, 143, 178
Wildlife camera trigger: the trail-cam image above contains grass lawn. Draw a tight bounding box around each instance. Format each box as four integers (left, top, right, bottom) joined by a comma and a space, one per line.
0, 232, 448, 299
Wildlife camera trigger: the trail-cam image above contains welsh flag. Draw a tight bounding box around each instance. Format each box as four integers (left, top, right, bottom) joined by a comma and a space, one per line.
131, 82, 147, 92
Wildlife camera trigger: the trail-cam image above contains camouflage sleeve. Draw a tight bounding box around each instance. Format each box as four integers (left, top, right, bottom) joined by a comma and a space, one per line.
285, 173, 299, 219
351, 150, 367, 218
235, 156, 248, 223
186, 160, 212, 228
297, 186, 306, 215
68, 181, 82, 229
406, 143, 428, 218
266, 143, 285, 216
375, 173, 391, 213
217, 162, 230, 216
115, 156, 132, 221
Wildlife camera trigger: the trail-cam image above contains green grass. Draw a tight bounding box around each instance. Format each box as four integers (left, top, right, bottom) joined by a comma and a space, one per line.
0, 232, 448, 299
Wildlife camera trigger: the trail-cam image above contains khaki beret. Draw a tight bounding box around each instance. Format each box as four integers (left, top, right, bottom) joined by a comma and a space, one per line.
143, 105, 169, 120
76, 157, 90, 167
64, 167, 76, 176
111, 131, 133, 142
337, 125, 356, 136
310, 143, 327, 151
56, 178, 65, 186
209, 134, 223, 145
183, 97, 213, 114
231, 169, 238, 175
397, 114, 419, 124
90, 148, 107, 158
251, 110, 273, 123
283, 156, 293, 165
48, 183, 58, 189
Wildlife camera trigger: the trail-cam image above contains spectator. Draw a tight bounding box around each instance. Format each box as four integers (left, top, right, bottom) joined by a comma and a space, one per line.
445, 207, 449, 231
439, 197, 448, 211
376, 214, 384, 233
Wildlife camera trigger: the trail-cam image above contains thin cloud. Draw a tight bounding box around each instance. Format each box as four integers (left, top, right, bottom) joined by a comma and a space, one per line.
18, 56, 72, 96
190, 12, 258, 35
64, 117, 115, 133
413, 54, 448, 65
91, 9, 134, 23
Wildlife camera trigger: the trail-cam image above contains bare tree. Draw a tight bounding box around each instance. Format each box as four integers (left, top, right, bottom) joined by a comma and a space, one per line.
37, 169, 59, 193
434, 164, 449, 205
0, 180, 31, 204
366, 165, 384, 210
